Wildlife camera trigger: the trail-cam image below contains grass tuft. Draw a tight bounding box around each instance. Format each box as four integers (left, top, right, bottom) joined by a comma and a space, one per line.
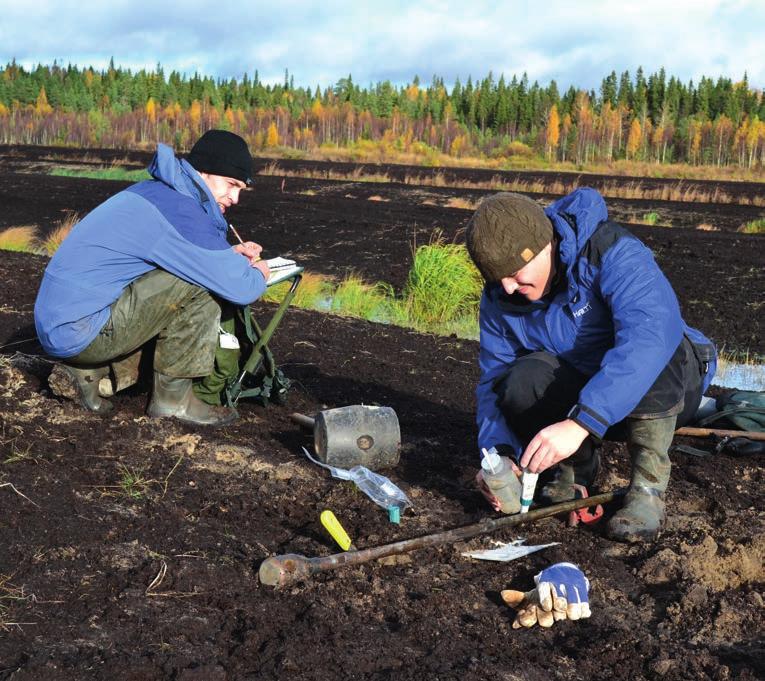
331, 275, 393, 320
41, 211, 80, 255
0, 226, 38, 253
262, 271, 331, 309
738, 218, 765, 234
397, 235, 483, 331
445, 197, 478, 210
116, 464, 153, 499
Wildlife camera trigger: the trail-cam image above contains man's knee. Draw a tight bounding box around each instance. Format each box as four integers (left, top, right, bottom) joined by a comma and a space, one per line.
495, 352, 560, 415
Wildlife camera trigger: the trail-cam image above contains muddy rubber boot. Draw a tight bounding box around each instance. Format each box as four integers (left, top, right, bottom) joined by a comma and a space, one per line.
146, 371, 238, 426
539, 439, 600, 504
49, 363, 113, 414
606, 416, 675, 543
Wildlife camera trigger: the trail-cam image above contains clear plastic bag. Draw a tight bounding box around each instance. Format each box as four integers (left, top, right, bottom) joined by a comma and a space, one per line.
302, 447, 412, 512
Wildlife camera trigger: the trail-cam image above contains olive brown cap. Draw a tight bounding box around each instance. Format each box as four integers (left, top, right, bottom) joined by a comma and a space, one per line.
465, 192, 553, 282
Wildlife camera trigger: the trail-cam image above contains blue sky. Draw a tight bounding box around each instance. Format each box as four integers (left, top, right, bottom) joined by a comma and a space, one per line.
2, 0, 762, 91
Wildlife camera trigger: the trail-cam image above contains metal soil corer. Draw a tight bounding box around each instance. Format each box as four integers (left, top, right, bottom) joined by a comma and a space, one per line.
259, 490, 622, 588
291, 405, 401, 470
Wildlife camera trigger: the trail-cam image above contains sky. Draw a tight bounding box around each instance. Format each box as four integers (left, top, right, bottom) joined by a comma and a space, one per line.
1, 0, 763, 92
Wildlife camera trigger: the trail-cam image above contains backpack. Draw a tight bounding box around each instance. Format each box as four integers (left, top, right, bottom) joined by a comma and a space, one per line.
697, 391, 765, 432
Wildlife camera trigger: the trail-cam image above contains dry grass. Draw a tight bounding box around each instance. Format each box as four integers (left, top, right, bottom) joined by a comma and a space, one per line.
261, 271, 331, 308
696, 223, 720, 232
41, 211, 80, 255
0, 226, 38, 253
0, 573, 30, 631
268, 144, 765, 184
260, 161, 765, 207
445, 197, 478, 210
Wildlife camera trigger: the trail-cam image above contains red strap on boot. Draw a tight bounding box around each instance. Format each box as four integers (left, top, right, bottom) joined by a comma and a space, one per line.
568, 484, 604, 526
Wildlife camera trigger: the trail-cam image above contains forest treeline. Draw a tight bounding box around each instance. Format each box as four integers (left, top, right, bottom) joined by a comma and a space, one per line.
1, 60, 764, 168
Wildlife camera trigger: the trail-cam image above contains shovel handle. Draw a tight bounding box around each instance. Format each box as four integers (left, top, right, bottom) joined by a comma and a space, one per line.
261, 490, 622, 587
675, 426, 765, 441
290, 412, 316, 430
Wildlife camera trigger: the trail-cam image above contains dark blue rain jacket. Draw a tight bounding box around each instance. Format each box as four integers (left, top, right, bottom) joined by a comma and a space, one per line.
477, 188, 716, 454
34, 144, 266, 357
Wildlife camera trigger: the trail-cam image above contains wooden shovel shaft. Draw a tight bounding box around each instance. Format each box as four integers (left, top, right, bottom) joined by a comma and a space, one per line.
675, 426, 765, 441
262, 490, 620, 586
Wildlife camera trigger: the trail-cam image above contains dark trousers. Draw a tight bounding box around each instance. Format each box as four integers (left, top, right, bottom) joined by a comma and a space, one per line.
493, 337, 705, 446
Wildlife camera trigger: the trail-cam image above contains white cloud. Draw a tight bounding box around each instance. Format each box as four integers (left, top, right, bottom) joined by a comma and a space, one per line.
0, 0, 762, 89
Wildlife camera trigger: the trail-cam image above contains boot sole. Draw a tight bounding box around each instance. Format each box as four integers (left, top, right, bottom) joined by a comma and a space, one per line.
146, 406, 238, 427
606, 525, 661, 543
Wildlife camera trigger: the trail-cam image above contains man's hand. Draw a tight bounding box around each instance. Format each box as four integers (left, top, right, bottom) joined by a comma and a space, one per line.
253, 260, 270, 281
233, 241, 264, 266
475, 457, 521, 512
520, 419, 589, 474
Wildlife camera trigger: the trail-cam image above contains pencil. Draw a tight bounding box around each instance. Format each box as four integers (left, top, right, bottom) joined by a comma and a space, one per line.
228, 223, 245, 244
230, 223, 261, 262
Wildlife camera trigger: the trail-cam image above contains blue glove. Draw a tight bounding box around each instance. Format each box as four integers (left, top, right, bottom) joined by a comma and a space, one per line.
534, 562, 591, 620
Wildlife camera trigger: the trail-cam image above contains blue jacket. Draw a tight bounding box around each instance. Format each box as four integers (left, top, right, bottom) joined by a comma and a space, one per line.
34, 144, 266, 358
477, 188, 716, 454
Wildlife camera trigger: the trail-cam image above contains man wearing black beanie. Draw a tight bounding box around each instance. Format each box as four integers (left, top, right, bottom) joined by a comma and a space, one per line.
34, 130, 270, 426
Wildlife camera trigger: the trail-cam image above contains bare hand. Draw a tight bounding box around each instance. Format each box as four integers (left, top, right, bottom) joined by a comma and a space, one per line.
233, 241, 264, 266
253, 260, 270, 281
520, 419, 589, 474
475, 457, 521, 511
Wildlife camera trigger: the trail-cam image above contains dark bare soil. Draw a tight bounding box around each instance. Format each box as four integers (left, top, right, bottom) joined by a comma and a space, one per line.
0, 147, 763, 680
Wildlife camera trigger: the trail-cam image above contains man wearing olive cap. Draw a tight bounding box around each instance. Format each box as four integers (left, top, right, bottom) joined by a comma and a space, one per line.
34, 130, 270, 426
466, 189, 717, 542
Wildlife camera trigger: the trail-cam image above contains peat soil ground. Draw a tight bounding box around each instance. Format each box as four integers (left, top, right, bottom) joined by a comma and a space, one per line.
1, 146, 762, 352
0, 148, 763, 680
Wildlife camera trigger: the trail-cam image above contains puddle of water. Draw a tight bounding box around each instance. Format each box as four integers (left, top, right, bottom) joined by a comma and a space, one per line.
713, 361, 765, 391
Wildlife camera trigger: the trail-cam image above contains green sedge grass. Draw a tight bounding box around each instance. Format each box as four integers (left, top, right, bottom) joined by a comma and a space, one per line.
739, 218, 765, 234
50, 167, 150, 182
397, 236, 483, 330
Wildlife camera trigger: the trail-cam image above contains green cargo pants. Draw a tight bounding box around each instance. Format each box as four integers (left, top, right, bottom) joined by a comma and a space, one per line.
192, 303, 241, 406
70, 269, 221, 379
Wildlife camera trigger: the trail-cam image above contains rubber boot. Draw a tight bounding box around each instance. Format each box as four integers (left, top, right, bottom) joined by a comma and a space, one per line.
146, 371, 238, 426
539, 439, 600, 504
606, 417, 675, 543
48, 363, 113, 414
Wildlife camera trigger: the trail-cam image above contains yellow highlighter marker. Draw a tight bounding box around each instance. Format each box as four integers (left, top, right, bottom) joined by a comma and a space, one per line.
320, 510, 354, 551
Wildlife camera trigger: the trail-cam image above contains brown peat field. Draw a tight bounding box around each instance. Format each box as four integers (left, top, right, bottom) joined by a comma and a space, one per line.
0, 145, 763, 680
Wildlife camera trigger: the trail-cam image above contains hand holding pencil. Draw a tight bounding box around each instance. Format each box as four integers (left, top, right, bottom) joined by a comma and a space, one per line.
230, 223, 269, 278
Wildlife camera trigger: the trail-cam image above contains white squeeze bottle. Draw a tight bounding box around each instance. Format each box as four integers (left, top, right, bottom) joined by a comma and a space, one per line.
481, 447, 522, 514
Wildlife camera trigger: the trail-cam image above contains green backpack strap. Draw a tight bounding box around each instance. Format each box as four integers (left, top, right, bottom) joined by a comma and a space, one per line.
697, 391, 765, 432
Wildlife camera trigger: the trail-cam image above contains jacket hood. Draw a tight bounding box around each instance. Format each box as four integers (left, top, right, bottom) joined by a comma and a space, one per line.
147, 143, 228, 234
544, 187, 608, 270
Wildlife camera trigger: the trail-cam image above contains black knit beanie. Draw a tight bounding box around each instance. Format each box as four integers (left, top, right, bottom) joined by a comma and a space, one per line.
465, 192, 553, 281
187, 130, 253, 185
